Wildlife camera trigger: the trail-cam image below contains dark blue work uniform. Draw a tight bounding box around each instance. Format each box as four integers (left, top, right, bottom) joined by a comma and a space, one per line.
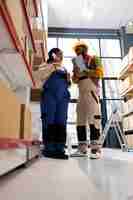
40, 69, 70, 153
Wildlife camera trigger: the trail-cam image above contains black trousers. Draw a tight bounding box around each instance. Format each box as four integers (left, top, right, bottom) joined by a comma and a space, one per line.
77, 125, 100, 143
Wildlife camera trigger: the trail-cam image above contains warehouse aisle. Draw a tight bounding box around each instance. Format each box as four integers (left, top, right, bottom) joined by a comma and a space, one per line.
0, 149, 133, 200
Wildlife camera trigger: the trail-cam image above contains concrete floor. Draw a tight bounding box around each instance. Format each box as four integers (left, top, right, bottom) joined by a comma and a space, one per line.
0, 149, 133, 200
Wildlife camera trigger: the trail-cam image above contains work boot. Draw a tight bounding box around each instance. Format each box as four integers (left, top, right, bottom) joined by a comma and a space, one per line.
89, 124, 101, 159
71, 143, 88, 157
90, 141, 101, 159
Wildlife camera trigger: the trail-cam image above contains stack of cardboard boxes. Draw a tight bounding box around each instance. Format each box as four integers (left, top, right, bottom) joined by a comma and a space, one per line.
119, 47, 133, 147
0, 0, 48, 142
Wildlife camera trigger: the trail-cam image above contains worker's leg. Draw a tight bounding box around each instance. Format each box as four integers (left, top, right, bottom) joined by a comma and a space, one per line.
88, 90, 101, 141
76, 126, 87, 154
77, 78, 101, 158
40, 93, 57, 155
41, 115, 46, 145
55, 97, 69, 157
76, 82, 89, 154
85, 80, 101, 159
76, 104, 88, 154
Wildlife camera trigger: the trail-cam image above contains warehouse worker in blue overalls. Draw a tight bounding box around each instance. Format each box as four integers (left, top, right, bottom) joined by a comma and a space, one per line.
40, 48, 71, 159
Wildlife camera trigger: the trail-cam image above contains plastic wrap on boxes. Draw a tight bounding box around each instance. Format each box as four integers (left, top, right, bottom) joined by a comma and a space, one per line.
32, 115, 42, 140
30, 103, 42, 141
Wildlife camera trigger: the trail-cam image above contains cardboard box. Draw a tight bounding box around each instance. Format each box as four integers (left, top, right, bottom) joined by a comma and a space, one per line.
122, 101, 129, 114
30, 88, 42, 102
123, 118, 129, 131
123, 115, 133, 131
120, 73, 133, 93
0, 81, 32, 140
126, 135, 133, 148
32, 64, 56, 88
128, 47, 133, 64
20, 104, 32, 140
123, 98, 133, 115
128, 116, 133, 130
0, 80, 21, 139
128, 98, 133, 111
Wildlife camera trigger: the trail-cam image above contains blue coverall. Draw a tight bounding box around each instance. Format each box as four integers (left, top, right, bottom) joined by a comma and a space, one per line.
40, 69, 70, 153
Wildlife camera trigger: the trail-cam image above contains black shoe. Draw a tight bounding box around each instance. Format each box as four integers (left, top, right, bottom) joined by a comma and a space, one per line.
56, 152, 69, 160
43, 151, 69, 160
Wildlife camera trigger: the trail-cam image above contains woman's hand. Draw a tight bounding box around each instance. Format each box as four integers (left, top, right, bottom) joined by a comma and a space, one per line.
52, 63, 62, 70
66, 73, 71, 86
66, 73, 71, 81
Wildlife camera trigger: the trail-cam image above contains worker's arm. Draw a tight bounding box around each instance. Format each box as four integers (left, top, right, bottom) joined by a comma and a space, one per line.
82, 68, 104, 79
33, 63, 62, 84
66, 72, 71, 86
85, 56, 104, 79
39, 62, 62, 71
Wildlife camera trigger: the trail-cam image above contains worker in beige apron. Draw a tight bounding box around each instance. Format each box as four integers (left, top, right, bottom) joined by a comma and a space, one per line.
72, 42, 104, 159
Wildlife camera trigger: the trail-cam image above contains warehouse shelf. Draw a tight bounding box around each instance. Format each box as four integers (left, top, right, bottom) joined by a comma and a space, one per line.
0, 139, 41, 176
0, 0, 47, 177
0, 148, 27, 176
118, 51, 133, 80
21, 0, 36, 52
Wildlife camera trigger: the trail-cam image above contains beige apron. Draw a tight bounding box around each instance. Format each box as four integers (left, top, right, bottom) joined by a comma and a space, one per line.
77, 78, 101, 130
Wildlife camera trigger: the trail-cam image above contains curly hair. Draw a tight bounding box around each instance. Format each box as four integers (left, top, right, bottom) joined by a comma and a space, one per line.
47, 48, 62, 63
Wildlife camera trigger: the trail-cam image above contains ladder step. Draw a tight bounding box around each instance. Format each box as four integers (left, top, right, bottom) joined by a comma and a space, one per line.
100, 111, 128, 151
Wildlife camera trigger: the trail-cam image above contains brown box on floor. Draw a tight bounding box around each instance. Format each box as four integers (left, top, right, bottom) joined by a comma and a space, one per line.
20, 104, 32, 140
0, 80, 21, 139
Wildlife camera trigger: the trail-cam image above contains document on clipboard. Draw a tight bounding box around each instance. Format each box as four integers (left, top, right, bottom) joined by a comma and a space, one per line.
72, 55, 87, 72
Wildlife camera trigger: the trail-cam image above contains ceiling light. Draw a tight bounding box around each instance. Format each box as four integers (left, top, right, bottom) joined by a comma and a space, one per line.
82, 0, 95, 20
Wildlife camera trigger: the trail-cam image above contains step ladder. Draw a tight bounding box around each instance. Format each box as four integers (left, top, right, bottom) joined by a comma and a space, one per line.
99, 109, 129, 152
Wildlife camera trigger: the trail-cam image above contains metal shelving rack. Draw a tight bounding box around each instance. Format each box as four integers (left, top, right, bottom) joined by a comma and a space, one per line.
119, 48, 133, 149
0, 0, 47, 176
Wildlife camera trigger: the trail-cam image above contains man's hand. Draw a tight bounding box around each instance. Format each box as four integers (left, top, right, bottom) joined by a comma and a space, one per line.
85, 69, 97, 78
72, 66, 80, 84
